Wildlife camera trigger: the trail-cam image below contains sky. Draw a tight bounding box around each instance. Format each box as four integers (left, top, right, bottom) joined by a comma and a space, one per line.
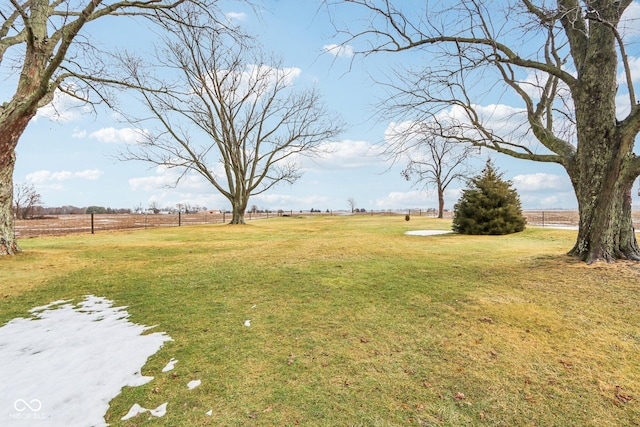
9, 0, 640, 213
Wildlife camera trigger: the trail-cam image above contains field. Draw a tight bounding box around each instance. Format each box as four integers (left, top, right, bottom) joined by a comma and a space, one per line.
16, 209, 640, 238
2, 216, 639, 426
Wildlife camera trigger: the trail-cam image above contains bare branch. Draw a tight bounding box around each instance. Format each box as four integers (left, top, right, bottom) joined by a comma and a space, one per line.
118, 17, 344, 223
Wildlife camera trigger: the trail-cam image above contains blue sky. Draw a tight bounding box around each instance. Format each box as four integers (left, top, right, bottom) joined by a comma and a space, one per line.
10, 0, 640, 212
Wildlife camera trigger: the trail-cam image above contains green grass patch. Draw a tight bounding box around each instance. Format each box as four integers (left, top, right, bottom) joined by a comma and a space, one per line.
1, 216, 639, 426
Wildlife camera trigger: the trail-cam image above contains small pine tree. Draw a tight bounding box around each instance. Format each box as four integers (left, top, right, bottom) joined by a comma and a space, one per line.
452, 160, 526, 235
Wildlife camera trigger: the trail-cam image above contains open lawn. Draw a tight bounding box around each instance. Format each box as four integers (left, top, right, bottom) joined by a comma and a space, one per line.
1, 216, 639, 426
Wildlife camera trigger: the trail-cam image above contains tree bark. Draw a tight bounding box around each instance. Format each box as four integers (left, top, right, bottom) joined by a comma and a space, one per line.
229, 195, 248, 225
0, 103, 38, 255
437, 185, 445, 219
0, 151, 19, 255
568, 163, 640, 263
565, 13, 640, 263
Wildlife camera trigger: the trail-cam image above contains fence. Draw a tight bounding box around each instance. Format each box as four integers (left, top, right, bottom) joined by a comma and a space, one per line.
14, 210, 640, 238
15, 212, 265, 238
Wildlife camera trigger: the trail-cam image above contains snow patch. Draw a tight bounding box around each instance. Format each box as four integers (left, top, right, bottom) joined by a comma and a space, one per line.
121, 403, 147, 421
149, 402, 168, 417
162, 358, 178, 372
405, 230, 452, 236
0, 295, 171, 427
120, 402, 168, 421
187, 379, 202, 390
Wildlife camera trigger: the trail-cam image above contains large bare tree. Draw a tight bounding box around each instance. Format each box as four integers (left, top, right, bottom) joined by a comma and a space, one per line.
120, 18, 344, 224
0, 0, 220, 255
330, 0, 640, 263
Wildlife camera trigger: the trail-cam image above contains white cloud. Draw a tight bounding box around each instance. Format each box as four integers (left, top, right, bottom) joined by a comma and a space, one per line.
75, 169, 103, 180
621, 56, 640, 82
374, 188, 462, 210
72, 128, 87, 139
225, 11, 247, 21
88, 127, 148, 144
35, 89, 91, 123
512, 173, 569, 192
519, 192, 577, 209
323, 44, 354, 58
308, 139, 386, 169
129, 172, 178, 192
26, 169, 102, 184
512, 173, 577, 208
207, 64, 302, 104
129, 166, 208, 192
621, 1, 640, 40
429, 103, 528, 138
252, 193, 331, 210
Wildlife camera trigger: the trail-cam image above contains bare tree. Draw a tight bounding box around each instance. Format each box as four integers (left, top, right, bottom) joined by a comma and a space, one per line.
330, 0, 640, 263
388, 122, 475, 218
347, 197, 357, 212
0, 0, 223, 255
120, 18, 344, 224
148, 201, 160, 215
13, 182, 42, 220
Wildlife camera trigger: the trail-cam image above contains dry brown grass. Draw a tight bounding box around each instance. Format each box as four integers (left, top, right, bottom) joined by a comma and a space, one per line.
1, 216, 639, 426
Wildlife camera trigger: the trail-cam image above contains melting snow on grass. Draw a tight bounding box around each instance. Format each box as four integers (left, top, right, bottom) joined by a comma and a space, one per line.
187, 379, 202, 390
405, 230, 451, 236
162, 357, 178, 372
121, 402, 168, 421
0, 295, 171, 427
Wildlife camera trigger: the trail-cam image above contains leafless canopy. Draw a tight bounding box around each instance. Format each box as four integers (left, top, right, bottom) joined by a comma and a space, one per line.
327, 0, 640, 262
119, 14, 344, 222
386, 120, 476, 217
0, 0, 221, 116
327, 0, 640, 168
13, 182, 42, 219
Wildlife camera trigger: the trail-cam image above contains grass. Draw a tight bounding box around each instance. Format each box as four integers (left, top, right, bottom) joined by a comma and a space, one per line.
1, 215, 639, 426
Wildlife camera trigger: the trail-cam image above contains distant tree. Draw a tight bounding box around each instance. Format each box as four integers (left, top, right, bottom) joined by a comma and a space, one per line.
120, 16, 343, 225
453, 160, 526, 235
149, 202, 160, 215
347, 198, 357, 213
86, 206, 107, 214
388, 123, 476, 219
13, 183, 42, 220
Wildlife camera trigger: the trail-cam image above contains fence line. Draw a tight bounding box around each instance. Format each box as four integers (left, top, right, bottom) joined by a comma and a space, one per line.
14, 210, 640, 238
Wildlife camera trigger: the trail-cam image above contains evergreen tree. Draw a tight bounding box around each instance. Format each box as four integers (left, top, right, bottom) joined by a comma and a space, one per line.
453, 160, 526, 235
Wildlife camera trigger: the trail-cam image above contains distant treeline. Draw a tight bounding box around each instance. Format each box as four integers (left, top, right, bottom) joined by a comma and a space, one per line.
29, 206, 132, 216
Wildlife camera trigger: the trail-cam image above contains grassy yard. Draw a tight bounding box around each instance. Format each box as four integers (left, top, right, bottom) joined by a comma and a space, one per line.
1, 216, 639, 426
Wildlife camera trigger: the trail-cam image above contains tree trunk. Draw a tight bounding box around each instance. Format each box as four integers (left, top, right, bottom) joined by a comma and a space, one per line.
568, 166, 640, 263
563, 12, 640, 263
567, 83, 640, 263
437, 184, 445, 219
229, 195, 248, 225
0, 108, 38, 255
0, 152, 19, 255
0, 34, 48, 255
